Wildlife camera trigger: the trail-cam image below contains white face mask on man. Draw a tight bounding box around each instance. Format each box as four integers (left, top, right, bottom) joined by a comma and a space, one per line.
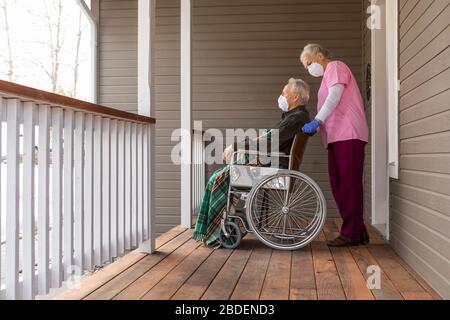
278, 95, 289, 112
308, 62, 325, 77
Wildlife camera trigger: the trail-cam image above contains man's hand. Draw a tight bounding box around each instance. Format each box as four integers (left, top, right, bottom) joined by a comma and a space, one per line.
223, 145, 234, 163
301, 119, 321, 135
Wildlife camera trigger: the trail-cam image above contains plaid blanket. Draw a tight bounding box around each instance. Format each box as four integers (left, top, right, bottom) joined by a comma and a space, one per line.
193, 150, 261, 246
192, 165, 231, 246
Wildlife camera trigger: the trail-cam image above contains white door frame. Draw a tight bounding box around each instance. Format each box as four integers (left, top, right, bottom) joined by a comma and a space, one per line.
370, 0, 399, 240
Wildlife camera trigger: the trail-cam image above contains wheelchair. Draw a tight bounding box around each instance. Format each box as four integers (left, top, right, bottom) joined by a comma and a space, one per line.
219, 133, 327, 251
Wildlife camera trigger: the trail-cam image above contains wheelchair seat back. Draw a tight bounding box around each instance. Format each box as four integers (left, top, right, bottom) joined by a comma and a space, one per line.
288, 133, 309, 171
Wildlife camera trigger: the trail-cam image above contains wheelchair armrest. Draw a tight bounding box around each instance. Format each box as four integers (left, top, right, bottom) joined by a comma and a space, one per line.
230, 149, 290, 165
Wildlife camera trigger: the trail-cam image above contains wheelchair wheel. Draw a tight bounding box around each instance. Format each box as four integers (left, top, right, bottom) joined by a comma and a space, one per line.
219, 221, 242, 249
246, 170, 326, 251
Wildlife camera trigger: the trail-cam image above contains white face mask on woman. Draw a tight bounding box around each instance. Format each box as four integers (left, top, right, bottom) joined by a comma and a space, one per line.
308, 62, 325, 77
278, 95, 289, 112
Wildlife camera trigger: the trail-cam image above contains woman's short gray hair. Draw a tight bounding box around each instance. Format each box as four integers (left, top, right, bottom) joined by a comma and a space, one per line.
300, 43, 331, 62
288, 78, 310, 105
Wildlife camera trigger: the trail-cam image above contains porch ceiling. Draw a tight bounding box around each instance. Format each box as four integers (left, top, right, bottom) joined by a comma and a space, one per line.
56, 219, 441, 300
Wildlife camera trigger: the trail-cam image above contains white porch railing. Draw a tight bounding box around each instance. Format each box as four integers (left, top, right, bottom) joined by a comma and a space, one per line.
0, 80, 155, 300
191, 130, 206, 221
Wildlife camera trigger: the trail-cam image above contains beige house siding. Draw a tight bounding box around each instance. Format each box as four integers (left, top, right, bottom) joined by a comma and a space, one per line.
154, 0, 182, 234
391, 0, 450, 299
192, 0, 364, 219
98, 0, 138, 113
98, 0, 181, 235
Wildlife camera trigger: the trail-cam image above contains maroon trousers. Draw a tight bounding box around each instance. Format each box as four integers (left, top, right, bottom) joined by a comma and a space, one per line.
328, 139, 367, 239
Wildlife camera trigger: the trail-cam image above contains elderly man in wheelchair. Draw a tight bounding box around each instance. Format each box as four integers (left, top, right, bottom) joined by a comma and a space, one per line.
193, 78, 327, 250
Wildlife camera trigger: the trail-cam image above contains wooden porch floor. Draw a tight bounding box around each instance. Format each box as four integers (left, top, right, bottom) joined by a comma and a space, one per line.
56, 219, 441, 300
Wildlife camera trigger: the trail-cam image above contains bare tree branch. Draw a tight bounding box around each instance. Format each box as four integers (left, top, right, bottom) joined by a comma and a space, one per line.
1, 0, 16, 82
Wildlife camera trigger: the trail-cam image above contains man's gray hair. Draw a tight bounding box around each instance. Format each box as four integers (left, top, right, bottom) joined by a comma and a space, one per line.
289, 78, 310, 105
300, 43, 331, 62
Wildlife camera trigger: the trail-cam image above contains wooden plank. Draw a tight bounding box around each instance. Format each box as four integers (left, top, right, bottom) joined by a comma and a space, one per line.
324, 221, 374, 300
51, 108, 64, 286
201, 238, 255, 300
259, 250, 292, 300
141, 245, 214, 300
171, 247, 233, 300
55, 226, 187, 300
38, 105, 51, 294
231, 243, 272, 300
22, 101, 36, 300
310, 231, 346, 300
367, 244, 435, 300
84, 228, 193, 300
113, 230, 199, 300
334, 219, 440, 299
394, 254, 442, 300
290, 245, 317, 300
349, 246, 404, 300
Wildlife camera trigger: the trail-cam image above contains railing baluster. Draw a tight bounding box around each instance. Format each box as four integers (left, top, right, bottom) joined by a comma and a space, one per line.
110, 120, 118, 258
102, 119, 111, 262
131, 123, 138, 248
142, 125, 149, 242
124, 122, 131, 250
38, 105, 51, 295
63, 109, 74, 279
83, 114, 94, 270
74, 112, 84, 274
51, 107, 63, 288
93, 116, 103, 265
22, 102, 36, 300
137, 124, 143, 244
148, 124, 156, 252
117, 121, 125, 255
5, 99, 21, 300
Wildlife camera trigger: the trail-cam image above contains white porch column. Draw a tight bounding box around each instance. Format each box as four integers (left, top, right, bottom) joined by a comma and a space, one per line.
180, 0, 192, 228
138, 0, 156, 252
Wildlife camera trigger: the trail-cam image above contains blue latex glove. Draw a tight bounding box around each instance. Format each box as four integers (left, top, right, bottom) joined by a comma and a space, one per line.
301, 119, 321, 135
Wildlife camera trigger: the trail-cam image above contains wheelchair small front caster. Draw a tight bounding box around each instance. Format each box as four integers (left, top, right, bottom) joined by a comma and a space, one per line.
219, 221, 242, 249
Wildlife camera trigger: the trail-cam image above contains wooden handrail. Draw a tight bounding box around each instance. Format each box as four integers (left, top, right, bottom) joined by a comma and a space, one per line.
0, 80, 155, 124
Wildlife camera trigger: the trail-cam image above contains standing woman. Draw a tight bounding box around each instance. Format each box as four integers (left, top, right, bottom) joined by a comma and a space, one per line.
300, 44, 370, 247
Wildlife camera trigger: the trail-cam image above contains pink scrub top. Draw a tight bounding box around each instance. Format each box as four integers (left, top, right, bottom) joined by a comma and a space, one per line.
317, 61, 369, 149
